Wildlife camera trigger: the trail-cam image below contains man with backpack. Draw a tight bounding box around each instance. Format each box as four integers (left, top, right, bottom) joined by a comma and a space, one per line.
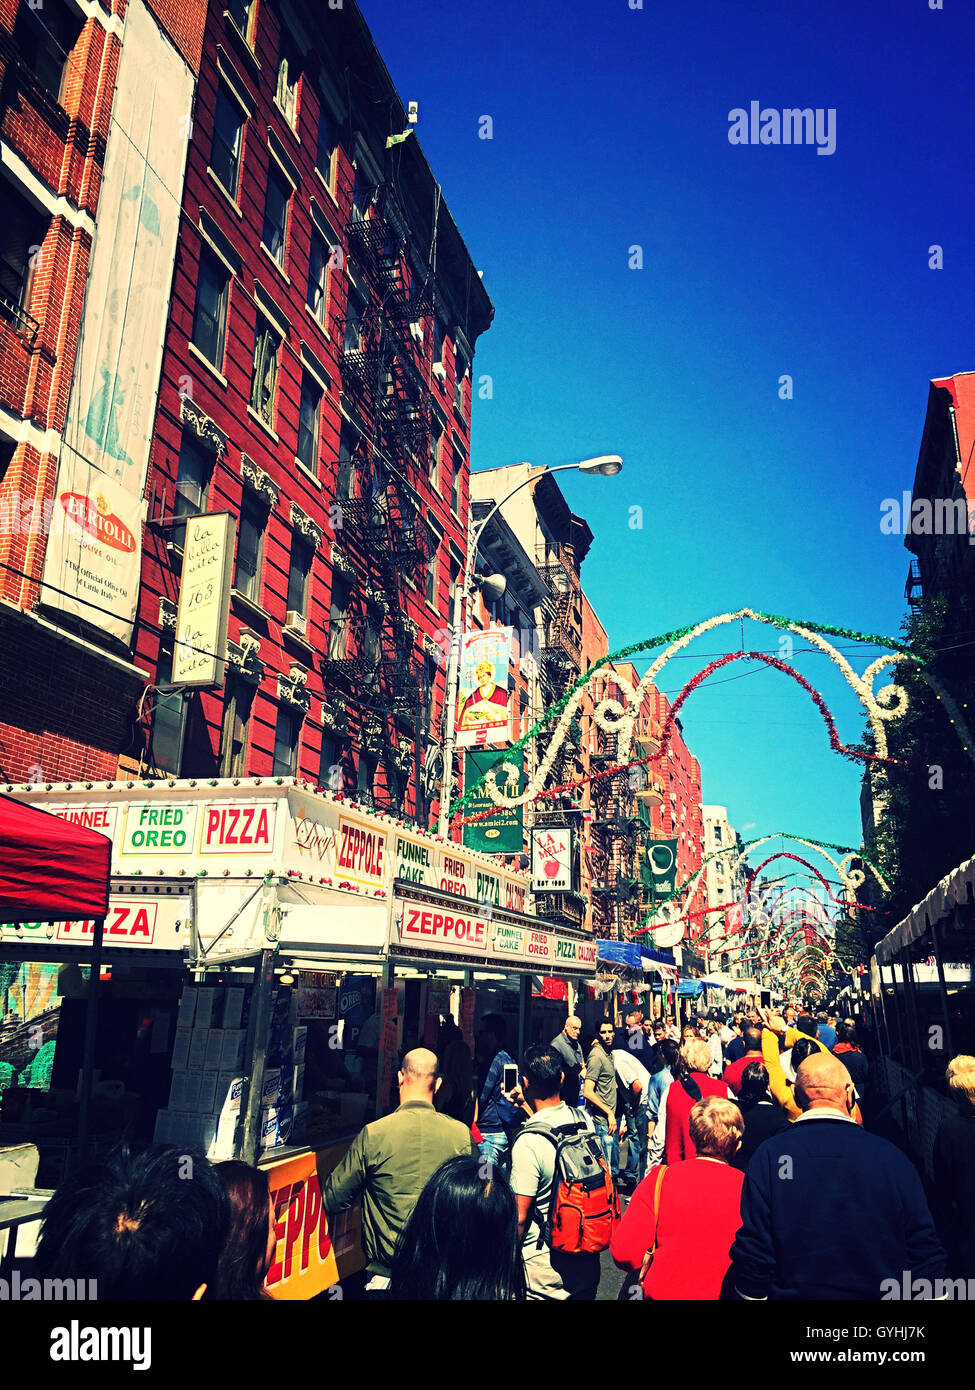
510, 1045, 618, 1300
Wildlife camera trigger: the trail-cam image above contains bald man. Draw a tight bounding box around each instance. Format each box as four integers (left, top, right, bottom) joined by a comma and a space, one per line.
731, 1052, 944, 1300
323, 1047, 477, 1293
550, 1015, 585, 1104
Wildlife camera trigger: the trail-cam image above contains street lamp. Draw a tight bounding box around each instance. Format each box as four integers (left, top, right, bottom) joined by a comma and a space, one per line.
436, 455, 623, 838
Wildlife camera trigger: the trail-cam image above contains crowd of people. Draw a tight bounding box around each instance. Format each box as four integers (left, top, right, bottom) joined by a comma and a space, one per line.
25, 1002, 975, 1301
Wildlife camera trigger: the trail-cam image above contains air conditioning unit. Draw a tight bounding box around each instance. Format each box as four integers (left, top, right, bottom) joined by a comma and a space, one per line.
284, 610, 307, 637
409, 321, 423, 343
432, 361, 447, 381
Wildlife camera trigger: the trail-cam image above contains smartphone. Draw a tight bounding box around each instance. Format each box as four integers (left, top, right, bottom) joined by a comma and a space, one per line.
502, 1062, 519, 1094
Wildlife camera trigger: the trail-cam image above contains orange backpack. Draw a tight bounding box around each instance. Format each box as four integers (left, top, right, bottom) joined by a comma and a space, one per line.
517, 1108, 620, 1254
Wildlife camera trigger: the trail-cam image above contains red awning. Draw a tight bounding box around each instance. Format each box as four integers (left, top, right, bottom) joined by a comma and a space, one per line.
0, 795, 111, 924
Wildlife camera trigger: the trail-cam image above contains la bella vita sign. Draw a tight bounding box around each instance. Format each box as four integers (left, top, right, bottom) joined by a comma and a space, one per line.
173, 513, 235, 686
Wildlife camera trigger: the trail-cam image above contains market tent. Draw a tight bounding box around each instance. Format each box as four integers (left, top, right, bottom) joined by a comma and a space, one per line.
875, 854, 975, 965
595, 938, 642, 969
0, 795, 111, 924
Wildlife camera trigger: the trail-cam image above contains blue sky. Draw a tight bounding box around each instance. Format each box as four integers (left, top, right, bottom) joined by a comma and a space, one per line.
363, 0, 974, 855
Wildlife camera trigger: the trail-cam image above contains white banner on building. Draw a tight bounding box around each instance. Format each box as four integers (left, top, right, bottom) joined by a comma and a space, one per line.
172, 514, 235, 686
39, 460, 142, 641
531, 825, 573, 893
41, 0, 193, 643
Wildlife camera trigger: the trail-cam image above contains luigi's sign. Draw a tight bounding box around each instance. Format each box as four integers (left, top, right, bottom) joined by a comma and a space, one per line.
461, 748, 525, 856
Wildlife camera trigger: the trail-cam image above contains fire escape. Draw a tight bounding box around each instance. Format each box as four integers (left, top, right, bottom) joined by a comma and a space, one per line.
531, 543, 588, 929
323, 183, 435, 813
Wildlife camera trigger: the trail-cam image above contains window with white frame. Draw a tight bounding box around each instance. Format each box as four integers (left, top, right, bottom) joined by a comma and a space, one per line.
250, 314, 280, 427
275, 38, 300, 129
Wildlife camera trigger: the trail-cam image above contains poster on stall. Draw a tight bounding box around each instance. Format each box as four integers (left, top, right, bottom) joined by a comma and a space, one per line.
455, 627, 513, 748
377, 988, 399, 1114
460, 987, 476, 1051
462, 748, 525, 854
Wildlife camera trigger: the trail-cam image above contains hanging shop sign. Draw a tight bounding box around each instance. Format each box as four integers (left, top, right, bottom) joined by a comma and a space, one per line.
295, 972, 338, 1020
394, 897, 491, 956
531, 826, 573, 893
455, 627, 513, 748
643, 838, 679, 899
390, 896, 596, 974
172, 513, 235, 687
462, 748, 525, 854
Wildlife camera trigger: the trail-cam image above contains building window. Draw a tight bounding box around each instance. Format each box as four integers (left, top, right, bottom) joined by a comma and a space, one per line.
172, 435, 211, 549
328, 575, 351, 658
357, 753, 378, 807
0, 186, 48, 322
211, 85, 245, 199
713, 824, 722, 843
316, 105, 337, 186
262, 164, 291, 270
272, 707, 300, 776
344, 280, 366, 353
430, 429, 443, 489
250, 315, 279, 426
454, 350, 468, 413
192, 246, 230, 369
307, 230, 331, 329
450, 446, 463, 514
219, 678, 253, 778
14, 0, 83, 105
151, 639, 188, 775
233, 492, 266, 602
224, 0, 255, 42
362, 613, 382, 669
352, 166, 372, 221
425, 540, 439, 606
286, 535, 313, 616
319, 733, 342, 791
297, 372, 322, 475
275, 39, 300, 129
336, 422, 356, 500
433, 317, 446, 365
423, 654, 437, 735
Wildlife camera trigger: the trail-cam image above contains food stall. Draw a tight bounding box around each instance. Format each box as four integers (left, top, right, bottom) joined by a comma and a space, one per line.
1, 777, 597, 1296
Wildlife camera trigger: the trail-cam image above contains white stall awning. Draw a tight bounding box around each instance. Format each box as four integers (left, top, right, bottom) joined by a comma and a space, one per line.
875, 854, 975, 964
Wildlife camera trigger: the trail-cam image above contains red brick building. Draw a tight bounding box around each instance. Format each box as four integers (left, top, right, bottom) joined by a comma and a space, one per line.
0, 0, 205, 783
1, 0, 493, 817
643, 687, 704, 898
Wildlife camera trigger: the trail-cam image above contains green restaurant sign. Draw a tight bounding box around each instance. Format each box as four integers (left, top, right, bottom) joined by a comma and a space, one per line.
462, 749, 525, 856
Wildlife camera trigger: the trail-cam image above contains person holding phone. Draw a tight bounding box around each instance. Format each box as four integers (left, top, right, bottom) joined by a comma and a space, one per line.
475, 1014, 520, 1171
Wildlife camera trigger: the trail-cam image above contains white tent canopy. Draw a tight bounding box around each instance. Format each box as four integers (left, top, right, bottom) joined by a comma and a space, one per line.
874, 854, 975, 965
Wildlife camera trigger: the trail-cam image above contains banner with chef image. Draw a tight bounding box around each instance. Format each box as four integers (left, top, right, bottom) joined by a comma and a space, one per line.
455, 627, 513, 748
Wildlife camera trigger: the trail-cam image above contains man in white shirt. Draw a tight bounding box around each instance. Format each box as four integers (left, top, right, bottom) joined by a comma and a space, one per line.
509, 1045, 601, 1300
613, 1035, 653, 1191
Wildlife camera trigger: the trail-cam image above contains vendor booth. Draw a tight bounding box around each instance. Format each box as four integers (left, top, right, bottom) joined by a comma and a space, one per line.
0, 778, 597, 1296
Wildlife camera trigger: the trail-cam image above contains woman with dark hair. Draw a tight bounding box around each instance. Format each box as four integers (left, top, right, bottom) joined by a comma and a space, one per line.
388, 1154, 526, 1300
730, 1061, 789, 1171
210, 1161, 276, 1300
433, 1019, 476, 1127
833, 1018, 869, 1106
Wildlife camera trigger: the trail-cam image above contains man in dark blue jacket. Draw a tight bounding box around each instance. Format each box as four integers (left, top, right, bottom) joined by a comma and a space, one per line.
731, 1051, 945, 1300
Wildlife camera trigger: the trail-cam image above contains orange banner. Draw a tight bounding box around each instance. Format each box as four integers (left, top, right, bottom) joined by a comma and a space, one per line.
263, 1140, 363, 1300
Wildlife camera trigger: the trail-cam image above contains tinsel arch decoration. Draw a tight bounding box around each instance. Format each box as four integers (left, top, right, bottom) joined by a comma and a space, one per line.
449, 608, 975, 826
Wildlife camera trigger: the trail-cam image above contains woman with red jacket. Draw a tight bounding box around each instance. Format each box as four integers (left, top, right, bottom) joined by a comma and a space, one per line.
611, 1097, 744, 1300
664, 1038, 733, 1165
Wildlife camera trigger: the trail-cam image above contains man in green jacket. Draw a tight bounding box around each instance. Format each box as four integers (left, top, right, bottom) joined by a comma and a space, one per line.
322, 1046, 477, 1292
